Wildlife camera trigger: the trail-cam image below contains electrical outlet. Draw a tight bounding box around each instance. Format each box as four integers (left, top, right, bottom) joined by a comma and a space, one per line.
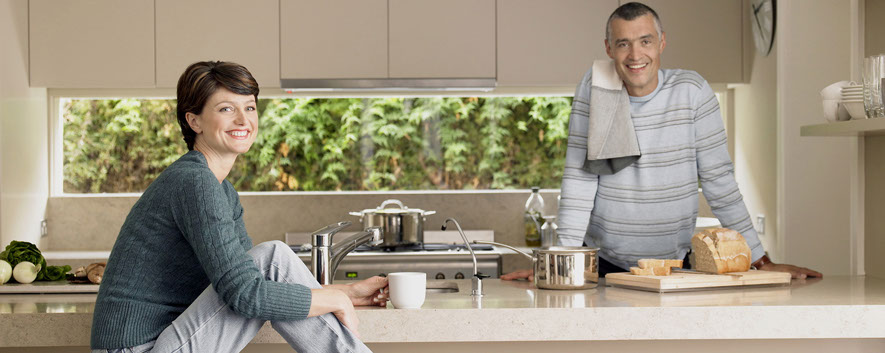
756, 214, 765, 235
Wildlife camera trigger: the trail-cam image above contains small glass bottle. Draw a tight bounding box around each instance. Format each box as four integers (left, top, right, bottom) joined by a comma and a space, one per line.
540, 215, 558, 248
524, 187, 545, 247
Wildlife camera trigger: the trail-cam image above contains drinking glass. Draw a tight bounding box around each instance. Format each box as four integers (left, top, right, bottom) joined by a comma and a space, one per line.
864, 55, 885, 118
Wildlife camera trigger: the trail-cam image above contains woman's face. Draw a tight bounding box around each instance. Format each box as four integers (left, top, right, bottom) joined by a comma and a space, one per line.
187, 87, 258, 157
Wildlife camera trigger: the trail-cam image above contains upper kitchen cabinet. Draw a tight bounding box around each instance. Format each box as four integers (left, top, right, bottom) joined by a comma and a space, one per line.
29, 0, 155, 88
388, 0, 496, 79
638, 0, 744, 83
497, 0, 617, 87
281, 0, 388, 79
155, 0, 280, 88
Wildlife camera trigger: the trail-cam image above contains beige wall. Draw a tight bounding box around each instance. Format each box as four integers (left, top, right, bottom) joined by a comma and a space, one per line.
0, 0, 48, 248
44, 191, 562, 251
778, 0, 854, 275
734, 43, 779, 258
865, 0, 885, 279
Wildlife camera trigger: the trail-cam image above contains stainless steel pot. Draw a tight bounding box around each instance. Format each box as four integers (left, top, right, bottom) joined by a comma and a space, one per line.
475, 241, 599, 290
349, 199, 436, 247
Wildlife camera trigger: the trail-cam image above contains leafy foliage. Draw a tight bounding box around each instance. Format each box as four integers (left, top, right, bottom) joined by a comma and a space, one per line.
63, 97, 572, 192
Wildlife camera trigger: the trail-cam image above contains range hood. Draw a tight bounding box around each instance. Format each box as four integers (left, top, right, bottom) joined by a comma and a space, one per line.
281, 78, 497, 92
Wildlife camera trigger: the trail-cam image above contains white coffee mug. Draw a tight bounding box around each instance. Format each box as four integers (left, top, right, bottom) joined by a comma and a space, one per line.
387, 272, 426, 309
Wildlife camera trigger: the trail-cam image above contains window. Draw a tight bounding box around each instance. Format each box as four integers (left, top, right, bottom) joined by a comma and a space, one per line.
60, 96, 572, 193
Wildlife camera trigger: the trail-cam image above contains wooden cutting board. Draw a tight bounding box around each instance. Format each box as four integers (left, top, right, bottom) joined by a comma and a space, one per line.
0, 280, 100, 294
605, 270, 791, 293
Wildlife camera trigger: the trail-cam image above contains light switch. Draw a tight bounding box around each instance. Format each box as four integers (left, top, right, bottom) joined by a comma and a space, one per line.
756, 214, 766, 235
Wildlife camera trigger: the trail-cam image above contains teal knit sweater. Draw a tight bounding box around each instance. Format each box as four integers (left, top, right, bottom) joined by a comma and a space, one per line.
91, 150, 312, 349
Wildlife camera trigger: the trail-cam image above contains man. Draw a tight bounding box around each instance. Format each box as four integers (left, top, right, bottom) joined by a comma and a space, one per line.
504, 2, 820, 280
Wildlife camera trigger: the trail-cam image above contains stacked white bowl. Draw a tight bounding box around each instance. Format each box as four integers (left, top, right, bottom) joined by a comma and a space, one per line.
841, 84, 865, 120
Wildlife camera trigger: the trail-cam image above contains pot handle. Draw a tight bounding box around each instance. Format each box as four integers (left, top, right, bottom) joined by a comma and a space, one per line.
472, 240, 534, 261
348, 212, 363, 217
379, 199, 405, 209
422, 210, 437, 216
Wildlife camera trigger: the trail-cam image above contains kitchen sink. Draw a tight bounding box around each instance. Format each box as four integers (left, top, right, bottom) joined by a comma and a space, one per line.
426, 281, 459, 293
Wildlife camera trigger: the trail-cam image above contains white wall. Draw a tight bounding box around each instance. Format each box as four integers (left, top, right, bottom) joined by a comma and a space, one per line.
777, 0, 854, 275
0, 0, 49, 248
734, 43, 779, 260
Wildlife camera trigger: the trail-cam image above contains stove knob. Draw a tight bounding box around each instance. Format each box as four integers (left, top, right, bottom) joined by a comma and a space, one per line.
454, 272, 465, 279
435, 273, 445, 280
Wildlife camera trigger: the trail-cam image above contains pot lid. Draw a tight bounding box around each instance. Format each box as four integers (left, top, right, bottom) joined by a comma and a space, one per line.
353, 199, 435, 215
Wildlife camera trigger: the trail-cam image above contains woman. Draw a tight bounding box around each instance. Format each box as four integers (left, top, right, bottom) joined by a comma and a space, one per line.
90, 61, 385, 353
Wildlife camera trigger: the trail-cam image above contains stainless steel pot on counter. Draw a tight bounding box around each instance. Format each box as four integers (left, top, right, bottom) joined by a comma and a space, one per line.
349, 199, 436, 247
474, 241, 599, 290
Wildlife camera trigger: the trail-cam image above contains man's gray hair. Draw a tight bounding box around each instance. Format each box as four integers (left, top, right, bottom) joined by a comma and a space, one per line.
605, 2, 664, 42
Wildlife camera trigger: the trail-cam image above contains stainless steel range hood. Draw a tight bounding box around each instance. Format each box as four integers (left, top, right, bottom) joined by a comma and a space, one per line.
281, 78, 497, 92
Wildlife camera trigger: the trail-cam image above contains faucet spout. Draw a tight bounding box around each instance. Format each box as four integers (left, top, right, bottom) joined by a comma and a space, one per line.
442, 218, 485, 296
311, 222, 382, 285
329, 227, 382, 274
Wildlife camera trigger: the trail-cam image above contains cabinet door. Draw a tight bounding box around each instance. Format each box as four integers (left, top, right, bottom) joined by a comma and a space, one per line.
497, 0, 617, 87
29, 0, 155, 88
155, 0, 280, 88
281, 0, 388, 79
637, 0, 743, 83
389, 0, 496, 78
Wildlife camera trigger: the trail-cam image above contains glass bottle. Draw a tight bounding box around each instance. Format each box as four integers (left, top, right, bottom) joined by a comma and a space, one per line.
524, 187, 545, 247
540, 215, 558, 248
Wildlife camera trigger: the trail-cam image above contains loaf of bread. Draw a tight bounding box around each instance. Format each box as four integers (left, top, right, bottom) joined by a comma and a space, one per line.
691, 228, 751, 274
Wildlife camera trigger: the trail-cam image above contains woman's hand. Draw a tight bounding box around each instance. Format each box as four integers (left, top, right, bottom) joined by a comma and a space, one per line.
308, 288, 361, 338
323, 276, 389, 306
344, 276, 389, 307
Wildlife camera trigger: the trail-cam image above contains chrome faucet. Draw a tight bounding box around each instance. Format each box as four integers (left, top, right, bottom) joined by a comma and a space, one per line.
311, 221, 383, 285
441, 218, 487, 297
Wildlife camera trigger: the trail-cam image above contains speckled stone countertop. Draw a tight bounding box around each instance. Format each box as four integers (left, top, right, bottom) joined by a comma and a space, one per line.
1, 277, 885, 347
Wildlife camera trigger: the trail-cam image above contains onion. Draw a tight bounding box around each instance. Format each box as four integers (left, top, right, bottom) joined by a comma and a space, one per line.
0, 260, 11, 284
12, 261, 40, 284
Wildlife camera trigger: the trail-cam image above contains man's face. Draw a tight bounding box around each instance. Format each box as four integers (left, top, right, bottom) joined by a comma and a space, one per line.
605, 14, 666, 97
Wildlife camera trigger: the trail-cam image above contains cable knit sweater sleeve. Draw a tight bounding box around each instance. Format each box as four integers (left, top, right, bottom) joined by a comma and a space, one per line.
172, 167, 312, 321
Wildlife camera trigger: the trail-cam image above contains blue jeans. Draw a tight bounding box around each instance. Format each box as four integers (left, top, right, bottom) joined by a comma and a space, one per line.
92, 241, 370, 353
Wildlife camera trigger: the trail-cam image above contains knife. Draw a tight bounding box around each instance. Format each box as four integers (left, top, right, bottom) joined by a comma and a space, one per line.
671, 268, 744, 277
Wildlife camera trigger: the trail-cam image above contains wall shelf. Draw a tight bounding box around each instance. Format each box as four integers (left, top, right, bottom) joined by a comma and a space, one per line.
800, 118, 885, 136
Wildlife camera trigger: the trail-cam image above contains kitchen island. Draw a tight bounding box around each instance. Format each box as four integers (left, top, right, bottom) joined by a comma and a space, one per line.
1, 277, 884, 352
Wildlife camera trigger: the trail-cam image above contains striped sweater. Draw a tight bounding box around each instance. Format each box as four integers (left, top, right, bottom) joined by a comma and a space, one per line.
557, 68, 765, 270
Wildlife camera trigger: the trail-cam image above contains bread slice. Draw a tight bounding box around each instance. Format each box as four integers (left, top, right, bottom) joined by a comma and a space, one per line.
637, 259, 665, 269
638, 258, 683, 269
630, 267, 655, 275
663, 259, 683, 269
630, 265, 671, 276
691, 228, 751, 274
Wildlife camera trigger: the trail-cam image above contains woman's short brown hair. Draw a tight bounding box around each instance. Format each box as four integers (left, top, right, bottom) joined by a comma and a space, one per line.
176, 61, 259, 150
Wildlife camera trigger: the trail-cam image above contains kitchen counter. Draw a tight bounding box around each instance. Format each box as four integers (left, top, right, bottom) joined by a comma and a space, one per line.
1, 276, 885, 348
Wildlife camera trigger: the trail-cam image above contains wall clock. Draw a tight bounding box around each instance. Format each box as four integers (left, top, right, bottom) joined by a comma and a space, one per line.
750, 0, 776, 56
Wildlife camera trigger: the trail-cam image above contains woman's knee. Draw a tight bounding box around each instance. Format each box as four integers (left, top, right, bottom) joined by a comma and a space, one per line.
248, 240, 289, 257
248, 241, 313, 278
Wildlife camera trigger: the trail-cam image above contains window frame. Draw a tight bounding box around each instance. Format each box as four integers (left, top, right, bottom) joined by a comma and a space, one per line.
48, 86, 580, 197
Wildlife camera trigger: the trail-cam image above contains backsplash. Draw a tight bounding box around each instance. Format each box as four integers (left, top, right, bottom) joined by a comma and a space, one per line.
44, 190, 713, 251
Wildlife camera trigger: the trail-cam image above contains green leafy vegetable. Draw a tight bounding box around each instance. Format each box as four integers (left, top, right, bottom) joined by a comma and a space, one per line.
38, 264, 72, 281
0, 241, 71, 282
0, 241, 46, 269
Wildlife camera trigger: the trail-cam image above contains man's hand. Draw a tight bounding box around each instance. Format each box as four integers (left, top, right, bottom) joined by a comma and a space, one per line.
326, 276, 389, 307
758, 262, 822, 279
500, 269, 534, 281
